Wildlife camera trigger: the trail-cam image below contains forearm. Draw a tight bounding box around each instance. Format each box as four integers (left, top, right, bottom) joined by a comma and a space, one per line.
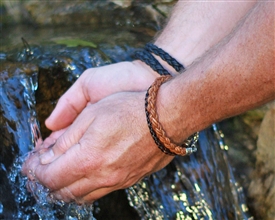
154, 0, 257, 73
158, 1, 275, 143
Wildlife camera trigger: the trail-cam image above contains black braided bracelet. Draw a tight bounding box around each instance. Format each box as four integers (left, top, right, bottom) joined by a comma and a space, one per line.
135, 50, 171, 76
145, 43, 185, 72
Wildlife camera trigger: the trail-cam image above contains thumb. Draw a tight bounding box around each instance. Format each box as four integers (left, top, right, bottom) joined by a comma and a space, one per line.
41, 108, 95, 164
45, 73, 90, 131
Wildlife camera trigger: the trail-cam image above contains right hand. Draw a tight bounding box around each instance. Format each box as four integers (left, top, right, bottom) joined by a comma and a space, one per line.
23, 90, 175, 203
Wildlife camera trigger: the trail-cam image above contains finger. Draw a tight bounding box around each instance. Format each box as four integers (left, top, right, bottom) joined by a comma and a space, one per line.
21, 151, 40, 181
40, 108, 95, 165
81, 188, 118, 203
52, 186, 77, 203
29, 129, 67, 163
33, 128, 67, 152
52, 168, 148, 203
75, 187, 115, 204
52, 173, 116, 202
52, 183, 112, 204
41, 128, 67, 149
46, 128, 68, 141
74, 174, 146, 203
45, 72, 90, 131
34, 141, 100, 191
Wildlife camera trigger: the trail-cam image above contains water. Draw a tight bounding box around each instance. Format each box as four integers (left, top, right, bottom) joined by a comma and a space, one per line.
0, 65, 38, 219
9, 156, 96, 220
0, 27, 254, 219
0, 64, 96, 219
127, 125, 252, 219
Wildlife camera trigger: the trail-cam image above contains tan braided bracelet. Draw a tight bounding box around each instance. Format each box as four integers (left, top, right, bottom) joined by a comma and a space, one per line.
145, 75, 199, 156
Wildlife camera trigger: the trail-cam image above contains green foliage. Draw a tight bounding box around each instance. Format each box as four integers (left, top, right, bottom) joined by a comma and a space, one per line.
53, 38, 97, 48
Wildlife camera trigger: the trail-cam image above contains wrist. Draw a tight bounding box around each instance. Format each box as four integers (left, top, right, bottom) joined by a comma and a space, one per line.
145, 76, 198, 156
131, 60, 160, 88
155, 74, 202, 145
132, 60, 159, 77
153, 1, 257, 67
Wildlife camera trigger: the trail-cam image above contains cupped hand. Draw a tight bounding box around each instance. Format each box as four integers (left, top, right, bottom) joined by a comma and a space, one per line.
45, 60, 159, 132
22, 91, 174, 203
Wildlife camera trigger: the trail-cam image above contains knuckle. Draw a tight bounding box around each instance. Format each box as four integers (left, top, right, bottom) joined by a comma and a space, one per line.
46, 179, 58, 191
57, 94, 80, 117
39, 172, 58, 191
54, 135, 73, 153
77, 140, 103, 170
103, 171, 122, 187
75, 142, 94, 174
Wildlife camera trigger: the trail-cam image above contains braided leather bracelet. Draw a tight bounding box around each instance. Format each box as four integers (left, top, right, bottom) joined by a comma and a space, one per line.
145, 80, 177, 156
145, 76, 199, 156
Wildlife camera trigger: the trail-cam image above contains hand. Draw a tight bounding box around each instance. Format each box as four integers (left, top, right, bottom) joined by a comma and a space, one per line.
45, 60, 159, 132
22, 91, 174, 203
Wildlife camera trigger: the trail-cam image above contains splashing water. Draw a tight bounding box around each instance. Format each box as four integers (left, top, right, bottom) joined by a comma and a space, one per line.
0, 67, 96, 219
8, 155, 96, 220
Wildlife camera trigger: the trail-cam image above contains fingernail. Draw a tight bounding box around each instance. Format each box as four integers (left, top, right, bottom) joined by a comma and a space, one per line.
40, 149, 54, 164
38, 143, 55, 155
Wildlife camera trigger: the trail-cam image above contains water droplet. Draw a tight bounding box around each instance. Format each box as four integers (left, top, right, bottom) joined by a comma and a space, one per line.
0, 203, 3, 214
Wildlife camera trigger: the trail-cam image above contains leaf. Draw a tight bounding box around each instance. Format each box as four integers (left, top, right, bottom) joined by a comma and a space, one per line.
53, 39, 97, 48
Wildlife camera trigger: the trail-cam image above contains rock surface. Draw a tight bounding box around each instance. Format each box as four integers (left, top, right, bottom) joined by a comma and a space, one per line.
248, 104, 275, 220
1, 0, 176, 28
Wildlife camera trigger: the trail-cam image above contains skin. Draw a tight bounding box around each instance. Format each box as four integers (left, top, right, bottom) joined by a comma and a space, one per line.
22, 1, 274, 203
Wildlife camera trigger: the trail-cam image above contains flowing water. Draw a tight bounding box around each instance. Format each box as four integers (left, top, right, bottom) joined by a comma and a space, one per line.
0, 60, 95, 219
126, 125, 252, 219
1, 25, 254, 219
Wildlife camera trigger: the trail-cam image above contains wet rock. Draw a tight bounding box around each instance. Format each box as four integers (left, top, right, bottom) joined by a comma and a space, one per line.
0, 62, 38, 80
248, 105, 275, 220
35, 65, 73, 137
93, 190, 139, 220
0, 0, 176, 29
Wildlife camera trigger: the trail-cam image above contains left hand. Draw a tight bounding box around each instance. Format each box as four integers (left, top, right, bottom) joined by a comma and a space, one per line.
22, 91, 174, 203
45, 61, 158, 132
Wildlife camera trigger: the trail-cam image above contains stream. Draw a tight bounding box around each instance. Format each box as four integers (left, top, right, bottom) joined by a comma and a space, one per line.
0, 25, 254, 220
